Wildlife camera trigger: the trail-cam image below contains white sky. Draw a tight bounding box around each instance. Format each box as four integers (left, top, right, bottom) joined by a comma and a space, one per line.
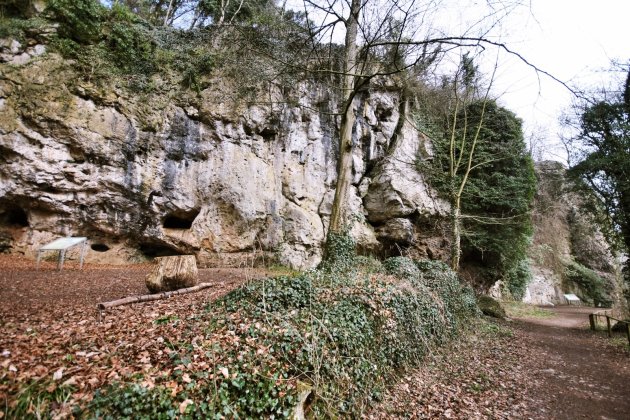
288, 0, 630, 162
480, 0, 630, 162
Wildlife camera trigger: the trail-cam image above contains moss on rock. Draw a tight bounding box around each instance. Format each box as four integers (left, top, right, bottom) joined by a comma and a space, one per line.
477, 295, 507, 319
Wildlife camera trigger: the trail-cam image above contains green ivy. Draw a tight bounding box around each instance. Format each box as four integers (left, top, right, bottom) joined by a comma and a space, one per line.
565, 260, 613, 307
86, 254, 479, 418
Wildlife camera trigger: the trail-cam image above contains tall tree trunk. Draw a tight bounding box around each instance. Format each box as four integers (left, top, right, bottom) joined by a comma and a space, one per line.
450, 194, 461, 271
327, 0, 360, 237
163, 0, 175, 26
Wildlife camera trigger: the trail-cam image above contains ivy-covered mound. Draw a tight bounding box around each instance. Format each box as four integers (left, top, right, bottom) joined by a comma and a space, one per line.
84, 253, 478, 418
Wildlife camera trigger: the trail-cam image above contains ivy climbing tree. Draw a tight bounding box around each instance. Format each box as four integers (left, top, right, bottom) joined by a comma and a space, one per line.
567, 64, 630, 303
419, 60, 536, 296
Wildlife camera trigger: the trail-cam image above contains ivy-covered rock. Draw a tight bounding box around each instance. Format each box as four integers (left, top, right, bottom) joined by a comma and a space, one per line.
477, 295, 507, 319
85, 253, 479, 418
383, 256, 421, 279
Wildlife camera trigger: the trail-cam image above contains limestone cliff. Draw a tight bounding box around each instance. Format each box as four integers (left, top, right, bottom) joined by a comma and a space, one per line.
523, 161, 627, 312
0, 30, 449, 268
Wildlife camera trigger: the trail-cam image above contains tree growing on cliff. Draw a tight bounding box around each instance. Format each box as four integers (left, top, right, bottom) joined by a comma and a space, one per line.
566, 64, 630, 301
291, 0, 533, 259
417, 57, 536, 296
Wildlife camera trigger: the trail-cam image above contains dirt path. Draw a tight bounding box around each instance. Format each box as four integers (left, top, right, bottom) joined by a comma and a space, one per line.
370, 305, 630, 419
512, 306, 630, 420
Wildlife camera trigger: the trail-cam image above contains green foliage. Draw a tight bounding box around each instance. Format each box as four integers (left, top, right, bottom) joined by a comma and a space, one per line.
564, 260, 613, 307
29, 0, 217, 92
382, 256, 421, 279
503, 301, 554, 319
5, 379, 75, 419
421, 98, 536, 291
567, 67, 630, 299
0, 15, 48, 41
87, 384, 178, 419
86, 255, 478, 418
320, 231, 357, 273
46, 0, 105, 43
503, 259, 533, 300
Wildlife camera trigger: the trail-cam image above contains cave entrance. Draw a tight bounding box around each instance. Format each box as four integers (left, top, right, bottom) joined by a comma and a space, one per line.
91, 243, 110, 252
139, 242, 183, 258
0, 204, 29, 227
162, 209, 200, 230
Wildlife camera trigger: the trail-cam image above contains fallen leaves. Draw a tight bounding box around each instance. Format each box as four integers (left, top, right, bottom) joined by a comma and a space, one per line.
0, 255, 264, 416
367, 321, 533, 419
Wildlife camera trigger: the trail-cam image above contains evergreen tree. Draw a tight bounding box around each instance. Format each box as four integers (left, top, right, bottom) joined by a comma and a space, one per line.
424, 93, 536, 296
567, 67, 630, 302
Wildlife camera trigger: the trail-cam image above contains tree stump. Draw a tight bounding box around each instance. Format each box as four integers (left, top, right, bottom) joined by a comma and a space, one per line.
145, 255, 198, 293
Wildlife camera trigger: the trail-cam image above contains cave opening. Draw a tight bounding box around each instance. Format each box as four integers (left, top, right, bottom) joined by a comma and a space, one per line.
162, 209, 200, 229
139, 243, 182, 258
0, 205, 29, 227
91, 243, 110, 252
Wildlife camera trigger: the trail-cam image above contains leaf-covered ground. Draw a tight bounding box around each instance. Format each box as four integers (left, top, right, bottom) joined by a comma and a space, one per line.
369, 306, 630, 419
1, 255, 629, 418
0, 255, 266, 417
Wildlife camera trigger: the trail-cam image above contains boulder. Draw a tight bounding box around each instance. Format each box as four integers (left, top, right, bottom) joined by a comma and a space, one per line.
477, 295, 507, 319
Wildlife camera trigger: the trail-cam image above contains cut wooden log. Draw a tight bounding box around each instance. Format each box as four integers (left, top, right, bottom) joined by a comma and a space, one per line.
145, 255, 198, 293
97, 282, 212, 311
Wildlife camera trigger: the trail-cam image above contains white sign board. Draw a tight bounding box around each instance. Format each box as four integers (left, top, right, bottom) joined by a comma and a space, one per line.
40, 237, 87, 250
564, 293, 581, 304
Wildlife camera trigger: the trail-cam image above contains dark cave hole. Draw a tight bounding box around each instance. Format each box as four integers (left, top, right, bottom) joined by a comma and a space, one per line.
162, 210, 200, 229
139, 243, 182, 258
0, 205, 29, 227
91, 243, 110, 252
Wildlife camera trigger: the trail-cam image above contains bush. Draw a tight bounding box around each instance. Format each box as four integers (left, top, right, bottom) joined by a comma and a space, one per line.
86, 252, 479, 418
477, 295, 507, 319
564, 261, 613, 307
504, 259, 533, 300
46, 0, 105, 43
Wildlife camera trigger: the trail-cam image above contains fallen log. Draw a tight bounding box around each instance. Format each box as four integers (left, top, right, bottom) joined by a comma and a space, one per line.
97, 282, 213, 311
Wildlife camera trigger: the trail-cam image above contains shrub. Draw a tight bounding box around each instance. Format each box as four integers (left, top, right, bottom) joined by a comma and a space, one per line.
86, 251, 479, 417
564, 261, 613, 307
504, 259, 533, 300
46, 0, 105, 43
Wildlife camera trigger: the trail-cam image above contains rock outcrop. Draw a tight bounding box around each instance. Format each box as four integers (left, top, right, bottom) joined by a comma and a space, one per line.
0, 33, 449, 268
522, 162, 626, 312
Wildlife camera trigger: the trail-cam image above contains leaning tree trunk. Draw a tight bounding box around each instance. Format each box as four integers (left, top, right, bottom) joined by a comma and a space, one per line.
326, 0, 360, 241
145, 255, 199, 293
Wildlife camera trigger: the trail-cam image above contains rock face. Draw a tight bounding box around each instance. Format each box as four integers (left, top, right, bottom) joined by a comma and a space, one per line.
0, 36, 449, 268
521, 162, 626, 312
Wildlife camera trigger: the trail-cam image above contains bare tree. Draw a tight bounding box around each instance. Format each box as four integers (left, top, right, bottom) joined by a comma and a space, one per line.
294, 0, 531, 257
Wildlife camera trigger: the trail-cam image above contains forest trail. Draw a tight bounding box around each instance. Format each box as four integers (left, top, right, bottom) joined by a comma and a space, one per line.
511, 306, 630, 420
370, 305, 630, 419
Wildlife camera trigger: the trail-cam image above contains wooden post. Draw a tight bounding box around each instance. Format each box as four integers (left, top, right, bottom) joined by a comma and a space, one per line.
36, 250, 42, 270
606, 316, 612, 338
626, 323, 630, 346
589, 314, 596, 331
